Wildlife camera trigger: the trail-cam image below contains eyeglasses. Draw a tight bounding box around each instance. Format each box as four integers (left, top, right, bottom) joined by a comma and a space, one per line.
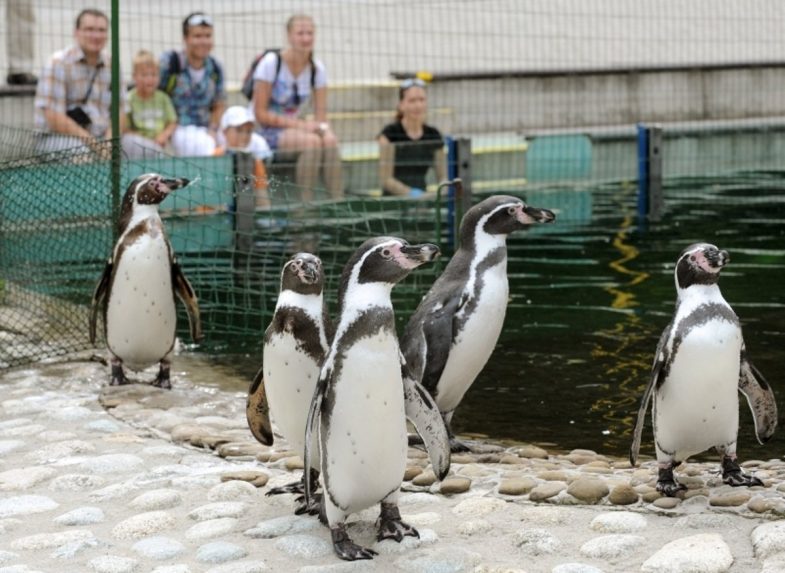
400, 78, 426, 90
186, 13, 213, 28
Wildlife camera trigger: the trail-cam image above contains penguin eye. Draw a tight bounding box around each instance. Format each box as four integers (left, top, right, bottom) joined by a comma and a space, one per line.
507, 206, 517, 215
381, 248, 392, 259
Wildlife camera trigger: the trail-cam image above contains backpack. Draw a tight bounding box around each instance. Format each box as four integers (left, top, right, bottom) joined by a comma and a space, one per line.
241, 48, 316, 101
163, 50, 220, 95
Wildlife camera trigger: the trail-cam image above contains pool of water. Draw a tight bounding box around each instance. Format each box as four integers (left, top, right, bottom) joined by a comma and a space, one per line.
195, 173, 785, 458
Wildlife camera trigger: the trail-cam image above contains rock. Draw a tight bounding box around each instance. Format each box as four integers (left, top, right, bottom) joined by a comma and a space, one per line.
748, 496, 777, 513
88, 556, 139, 573
474, 565, 528, 573
283, 456, 304, 471
220, 471, 269, 488
272, 534, 332, 559
708, 491, 751, 507
0, 494, 59, 517
641, 490, 661, 503
404, 466, 423, 481
552, 564, 606, 573
54, 506, 105, 526
566, 478, 609, 504
458, 519, 492, 535
90, 482, 140, 501
529, 482, 566, 502
752, 521, 785, 559
0, 440, 25, 456
0, 550, 19, 563
80, 454, 145, 474
641, 533, 733, 573
151, 566, 192, 573
580, 534, 645, 559
131, 536, 186, 560
538, 471, 569, 482
170, 424, 207, 443
652, 497, 680, 509
11, 529, 95, 550
394, 547, 482, 572
452, 496, 506, 517
205, 562, 268, 573
112, 511, 176, 540
51, 406, 93, 421
0, 467, 56, 490
762, 553, 785, 573
513, 528, 560, 555
208, 479, 258, 501
51, 536, 101, 559
299, 562, 376, 573
500, 455, 525, 465
219, 442, 268, 458
675, 515, 736, 529
499, 478, 537, 496
244, 515, 320, 539
608, 484, 638, 505
185, 518, 238, 541
399, 493, 441, 506
412, 471, 436, 487
189, 502, 248, 522
129, 489, 182, 511
196, 541, 248, 564
590, 512, 647, 533
49, 474, 106, 492
26, 440, 96, 463
440, 476, 472, 494
514, 445, 549, 459
84, 419, 121, 433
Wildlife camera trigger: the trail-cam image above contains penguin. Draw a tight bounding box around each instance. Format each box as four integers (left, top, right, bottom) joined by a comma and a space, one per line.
246, 252, 330, 506
89, 173, 202, 388
400, 195, 556, 451
630, 243, 777, 496
304, 237, 450, 561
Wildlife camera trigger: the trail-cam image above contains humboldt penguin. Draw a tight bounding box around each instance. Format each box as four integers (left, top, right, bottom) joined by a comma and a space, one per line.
246, 252, 330, 506
400, 195, 556, 451
304, 237, 449, 561
89, 173, 202, 388
630, 243, 777, 496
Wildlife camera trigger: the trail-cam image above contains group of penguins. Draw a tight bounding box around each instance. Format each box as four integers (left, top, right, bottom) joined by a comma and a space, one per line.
89, 173, 778, 561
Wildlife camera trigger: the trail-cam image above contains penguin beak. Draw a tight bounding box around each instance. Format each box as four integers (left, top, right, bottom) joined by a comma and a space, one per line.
705, 248, 730, 269
522, 205, 556, 224
300, 261, 321, 284
401, 243, 440, 263
161, 177, 190, 191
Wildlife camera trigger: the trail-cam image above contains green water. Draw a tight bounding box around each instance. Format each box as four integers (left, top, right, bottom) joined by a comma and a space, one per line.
204, 173, 785, 459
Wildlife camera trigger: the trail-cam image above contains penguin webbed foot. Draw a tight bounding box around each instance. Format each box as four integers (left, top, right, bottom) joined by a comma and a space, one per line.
722, 457, 764, 488
656, 465, 687, 497
294, 492, 322, 516
407, 433, 425, 447
110, 362, 129, 386
151, 363, 171, 390
449, 437, 471, 453
266, 480, 305, 497
331, 524, 376, 561
377, 502, 419, 542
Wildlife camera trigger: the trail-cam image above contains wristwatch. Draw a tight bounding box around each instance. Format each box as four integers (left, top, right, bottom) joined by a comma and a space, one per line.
317, 122, 329, 135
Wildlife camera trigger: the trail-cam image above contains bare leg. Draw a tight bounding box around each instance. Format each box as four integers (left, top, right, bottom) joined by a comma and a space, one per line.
321, 145, 344, 199
110, 356, 129, 386
295, 147, 320, 203
152, 358, 171, 389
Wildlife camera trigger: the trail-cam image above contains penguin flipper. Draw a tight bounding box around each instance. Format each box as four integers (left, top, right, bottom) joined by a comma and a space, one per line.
630, 327, 670, 466
304, 368, 329, 507
246, 367, 274, 446
739, 348, 778, 444
420, 296, 462, 393
402, 373, 451, 480
172, 260, 203, 343
89, 258, 113, 344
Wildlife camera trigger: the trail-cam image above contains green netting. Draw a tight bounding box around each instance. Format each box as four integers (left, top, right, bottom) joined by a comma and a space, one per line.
0, 127, 463, 367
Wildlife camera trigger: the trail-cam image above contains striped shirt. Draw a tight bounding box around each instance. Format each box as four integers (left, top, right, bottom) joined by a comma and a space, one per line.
34, 45, 126, 137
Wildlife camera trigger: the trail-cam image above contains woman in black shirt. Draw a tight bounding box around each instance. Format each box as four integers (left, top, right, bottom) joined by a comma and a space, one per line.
378, 78, 447, 197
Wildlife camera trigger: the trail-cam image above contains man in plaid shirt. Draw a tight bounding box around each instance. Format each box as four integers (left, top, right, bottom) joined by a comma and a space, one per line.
34, 8, 125, 155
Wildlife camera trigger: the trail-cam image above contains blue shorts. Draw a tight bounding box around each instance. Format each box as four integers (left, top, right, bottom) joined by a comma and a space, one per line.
259, 127, 283, 150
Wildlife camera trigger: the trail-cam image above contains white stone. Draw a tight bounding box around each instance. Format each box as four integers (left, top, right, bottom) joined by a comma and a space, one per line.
373, 529, 438, 554
641, 533, 733, 573
580, 534, 645, 559
51, 537, 100, 559
274, 534, 332, 559
90, 482, 140, 501
0, 551, 19, 564
196, 541, 248, 564
80, 454, 145, 474
49, 473, 106, 492
84, 419, 121, 433
243, 515, 320, 539
299, 563, 377, 573
11, 529, 95, 550
474, 566, 528, 573
404, 512, 442, 526
0, 440, 25, 456
0, 467, 56, 490
675, 514, 736, 529
112, 511, 176, 540
752, 521, 785, 560
207, 480, 258, 501
88, 556, 140, 573
0, 518, 22, 534
519, 506, 569, 525
394, 548, 482, 572
589, 512, 647, 533
0, 424, 45, 437
552, 565, 606, 573
150, 566, 192, 573
129, 489, 182, 511
513, 528, 561, 556
132, 536, 186, 560
50, 406, 93, 421
26, 440, 95, 463
452, 496, 507, 517
762, 553, 785, 573
205, 562, 267, 573
458, 519, 493, 536
189, 502, 247, 521
54, 506, 105, 526
399, 493, 441, 505
0, 418, 33, 429
37, 430, 79, 442
171, 474, 222, 489
0, 565, 45, 573
0, 494, 59, 517
142, 445, 187, 457
186, 518, 238, 541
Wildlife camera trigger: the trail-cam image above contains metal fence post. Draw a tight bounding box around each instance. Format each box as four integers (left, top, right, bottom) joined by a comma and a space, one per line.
233, 152, 256, 257
637, 123, 663, 222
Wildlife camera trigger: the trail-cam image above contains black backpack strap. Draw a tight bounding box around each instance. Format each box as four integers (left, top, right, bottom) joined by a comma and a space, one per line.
309, 54, 316, 89
164, 50, 181, 94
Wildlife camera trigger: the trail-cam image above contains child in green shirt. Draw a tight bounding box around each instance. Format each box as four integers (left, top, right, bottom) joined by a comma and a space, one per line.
122, 50, 177, 159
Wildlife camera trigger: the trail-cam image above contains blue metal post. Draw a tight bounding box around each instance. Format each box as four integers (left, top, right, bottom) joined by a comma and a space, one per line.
445, 136, 457, 251
636, 123, 649, 221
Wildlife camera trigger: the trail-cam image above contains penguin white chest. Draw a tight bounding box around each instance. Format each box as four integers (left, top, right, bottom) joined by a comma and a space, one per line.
263, 331, 320, 458
655, 318, 742, 460
323, 330, 407, 513
437, 262, 509, 412
106, 231, 177, 370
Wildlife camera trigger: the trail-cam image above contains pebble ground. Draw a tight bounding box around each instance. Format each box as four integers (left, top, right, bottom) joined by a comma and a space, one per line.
2, 356, 785, 573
